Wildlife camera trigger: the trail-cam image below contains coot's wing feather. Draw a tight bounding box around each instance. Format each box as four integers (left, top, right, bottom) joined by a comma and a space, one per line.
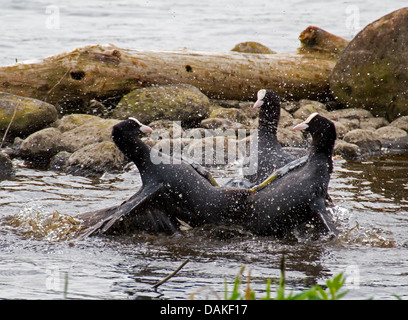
101, 182, 165, 233
77, 182, 164, 238
76, 206, 118, 239
310, 197, 338, 236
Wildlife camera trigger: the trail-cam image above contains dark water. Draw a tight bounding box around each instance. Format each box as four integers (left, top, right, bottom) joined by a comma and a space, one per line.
1, 153, 408, 300
1, 0, 408, 300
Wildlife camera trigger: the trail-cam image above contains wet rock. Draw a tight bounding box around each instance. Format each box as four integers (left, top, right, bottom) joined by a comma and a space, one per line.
200, 118, 245, 133
326, 108, 374, 122
60, 118, 120, 153
16, 115, 121, 171
141, 137, 157, 148
237, 101, 259, 120
277, 127, 305, 147
381, 136, 408, 151
111, 84, 211, 127
151, 138, 192, 157
278, 109, 301, 129
329, 8, 408, 121
336, 118, 360, 132
0, 151, 14, 180
0, 92, 58, 139
209, 107, 243, 123
389, 116, 408, 132
334, 140, 361, 160
332, 121, 348, 139
375, 126, 407, 142
66, 141, 127, 176
19, 127, 63, 164
210, 99, 242, 109
49, 151, 72, 171
53, 114, 101, 133
5, 137, 24, 158
293, 100, 329, 119
184, 127, 215, 139
343, 129, 382, 156
148, 120, 185, 139
281, 101, 300, 114
360, 117, 389, 130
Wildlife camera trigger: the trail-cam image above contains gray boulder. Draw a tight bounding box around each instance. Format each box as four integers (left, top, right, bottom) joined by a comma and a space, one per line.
65, 141, 127, 176
60, 118, 120, 152
334, 140, 361, 160
343, 129, 382, 156
19, 127, 63, 163
389, 116, 408, 132
375, 126, 407, 142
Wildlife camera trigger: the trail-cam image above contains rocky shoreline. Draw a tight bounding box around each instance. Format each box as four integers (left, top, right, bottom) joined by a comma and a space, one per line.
2, 8, 408, 179
1, 84, 407, 179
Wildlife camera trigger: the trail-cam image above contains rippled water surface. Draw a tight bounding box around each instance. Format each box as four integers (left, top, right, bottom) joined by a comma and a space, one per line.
1, 154, 408, 300
0, 0, 407, 65
1, 0, 408, 300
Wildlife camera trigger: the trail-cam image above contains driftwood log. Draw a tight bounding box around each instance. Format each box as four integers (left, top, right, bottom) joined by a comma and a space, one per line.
0, 26, 348, 113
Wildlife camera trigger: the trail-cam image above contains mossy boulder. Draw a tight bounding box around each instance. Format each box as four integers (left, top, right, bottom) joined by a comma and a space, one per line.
66, 141, 127, 176
0, 92, 58, 139
209, 107, 242, 122
16, 115, 120, 168
60, 118, 120, 152
231, 42, 276, 54
53, 114, 101, 132
112, 84, 211, 127
329, 8, 408, 121
293, 100, 329, 119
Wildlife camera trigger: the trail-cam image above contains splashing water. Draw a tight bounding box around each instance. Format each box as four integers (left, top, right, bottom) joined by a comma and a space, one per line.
4, 208, 84, 241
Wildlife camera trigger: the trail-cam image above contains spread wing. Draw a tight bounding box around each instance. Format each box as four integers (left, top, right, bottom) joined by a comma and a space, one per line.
77, 182, 164, 238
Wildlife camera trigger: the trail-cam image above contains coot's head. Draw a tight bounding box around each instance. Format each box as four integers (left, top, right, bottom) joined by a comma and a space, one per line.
112, 117, 153, 145
253, 89, 280, 109
293, 113, 336, 151
253, 89, 281, 130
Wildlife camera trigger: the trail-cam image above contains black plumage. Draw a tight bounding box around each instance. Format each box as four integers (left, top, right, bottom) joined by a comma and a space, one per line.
244, 89, 299, 184
78, 114, 337, 239
246, 112, 338, 237
78, 118, 249, 238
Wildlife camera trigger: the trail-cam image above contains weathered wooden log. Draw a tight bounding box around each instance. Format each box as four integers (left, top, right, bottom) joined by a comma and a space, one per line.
0, 26, 348, 113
